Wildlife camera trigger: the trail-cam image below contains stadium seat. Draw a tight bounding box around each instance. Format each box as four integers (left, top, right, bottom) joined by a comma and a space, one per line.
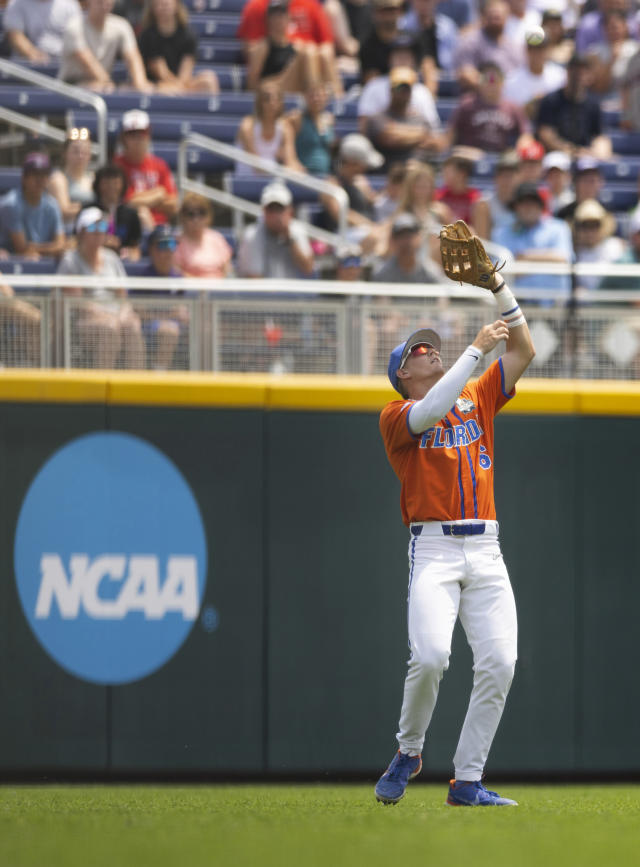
437, 100, 456, 123
197, 39, 243, 64
153, 143, 234, 171
600, 159, 640, 182
190, 15, 241, 38
0, 167, 20, 194
184, 0, 246, 11
227, 175, 321, 203
437, 74, 460, 99
599, 186, 638, 211
0, 257, 56, 275
610, 131, 640, 155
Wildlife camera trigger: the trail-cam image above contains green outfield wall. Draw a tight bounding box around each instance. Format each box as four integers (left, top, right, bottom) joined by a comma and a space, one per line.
0, 371, 638, 778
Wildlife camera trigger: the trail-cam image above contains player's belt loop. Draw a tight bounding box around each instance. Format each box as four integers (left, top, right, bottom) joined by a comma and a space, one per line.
442, 522, 486, 536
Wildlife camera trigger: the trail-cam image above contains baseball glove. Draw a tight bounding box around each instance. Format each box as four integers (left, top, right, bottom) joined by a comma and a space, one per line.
439, 220, 504, 291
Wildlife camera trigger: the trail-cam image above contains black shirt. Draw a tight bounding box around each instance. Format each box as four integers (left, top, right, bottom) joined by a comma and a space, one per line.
359, 30, 396, 82
95, 199, 142, 249
138, 24, 198, 77
417, 24, 439, 68
261, 41, 296, 79
536, 88, 602, 148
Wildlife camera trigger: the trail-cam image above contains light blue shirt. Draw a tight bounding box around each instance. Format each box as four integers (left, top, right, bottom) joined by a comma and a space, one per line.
493, 215, 573, 296
0, 187, 64, 251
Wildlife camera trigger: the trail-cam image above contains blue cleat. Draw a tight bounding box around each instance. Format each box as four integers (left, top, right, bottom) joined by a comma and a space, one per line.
375, 751, 422, 804
446, 779, 518, 807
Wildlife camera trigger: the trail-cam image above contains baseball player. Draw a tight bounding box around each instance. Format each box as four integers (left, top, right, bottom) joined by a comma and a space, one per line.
375, 222, 535, 807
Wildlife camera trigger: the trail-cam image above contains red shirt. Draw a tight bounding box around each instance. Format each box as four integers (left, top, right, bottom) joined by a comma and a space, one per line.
435, 185, 482, 225
237, 0, 334, 44
113, 153, 177, 226
379, 359, 514, 526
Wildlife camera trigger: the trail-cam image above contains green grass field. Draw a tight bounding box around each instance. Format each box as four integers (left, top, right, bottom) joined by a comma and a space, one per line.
1, 783, 639, 867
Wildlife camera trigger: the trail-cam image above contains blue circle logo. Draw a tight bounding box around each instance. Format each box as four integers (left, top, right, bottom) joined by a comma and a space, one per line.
14, 432, 207, 685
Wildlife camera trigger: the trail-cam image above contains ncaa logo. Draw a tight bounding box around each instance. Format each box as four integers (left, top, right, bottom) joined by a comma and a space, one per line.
14, 432, 207, 685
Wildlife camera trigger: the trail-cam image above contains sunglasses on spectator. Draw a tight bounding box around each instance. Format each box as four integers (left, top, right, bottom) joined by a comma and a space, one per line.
67, 126, 90, 142
183, 209, 207, 218
155, 238, 177, 250
85, 220, 108, 233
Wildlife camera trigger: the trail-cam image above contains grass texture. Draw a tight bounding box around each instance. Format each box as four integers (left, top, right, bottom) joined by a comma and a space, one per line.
1, 783, 639, 867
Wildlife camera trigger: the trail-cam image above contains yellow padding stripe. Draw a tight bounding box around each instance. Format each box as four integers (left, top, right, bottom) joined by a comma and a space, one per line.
1, 370, 640, 415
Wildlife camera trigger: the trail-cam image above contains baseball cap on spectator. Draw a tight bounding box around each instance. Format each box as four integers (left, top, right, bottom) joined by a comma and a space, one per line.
339, 134, 384, 169
391, 212, 421, 235
390, 66, 417, 88
541, 9, 562, 21
373, 0, 404, 7
388, 327, 442, 393
495, 150, 520, 172
76, 206, 106, 232
148, 224, 177, 250
510, 181, 545, 208
22, 152, 50, 173
260, 181, 293, 207
445, 145, 479, 171
517, 140, 544, 162
122, 109, 151, 132
542, 150, 571, 173
574, 155, 601, 176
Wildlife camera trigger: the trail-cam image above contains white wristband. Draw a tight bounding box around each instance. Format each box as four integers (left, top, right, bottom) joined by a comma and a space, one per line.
494, 284, 526, 329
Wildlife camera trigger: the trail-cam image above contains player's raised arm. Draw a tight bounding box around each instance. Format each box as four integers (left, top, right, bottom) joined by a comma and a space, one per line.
491, 277, 535, 393
439, 220, 535, 394
398, 322, 510, 435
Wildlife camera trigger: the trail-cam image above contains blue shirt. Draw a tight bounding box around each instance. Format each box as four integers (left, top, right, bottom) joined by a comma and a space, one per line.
0, 187, 63, 251
493, 215, 573, 295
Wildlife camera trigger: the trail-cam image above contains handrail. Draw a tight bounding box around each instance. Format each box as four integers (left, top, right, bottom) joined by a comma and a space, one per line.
181, 176, 345, 248
0, 59, 107, 164
0, 105, 67, 147
4, 273, 640, 303
178, 131, 350, 242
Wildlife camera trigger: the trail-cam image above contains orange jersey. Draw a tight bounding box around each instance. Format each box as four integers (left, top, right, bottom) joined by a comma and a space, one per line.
379, 359, 514, 526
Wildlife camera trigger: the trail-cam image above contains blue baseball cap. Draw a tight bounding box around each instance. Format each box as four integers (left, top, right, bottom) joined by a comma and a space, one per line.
388, 327, 441, 393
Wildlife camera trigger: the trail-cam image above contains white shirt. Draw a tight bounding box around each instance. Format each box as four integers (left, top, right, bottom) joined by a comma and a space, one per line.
237, 218, 312, 279
60, 12, 137, 82
504, 9, 542, 49
503, 62, 567, 107
357, 76, 442, 131
4, 0, 81, 58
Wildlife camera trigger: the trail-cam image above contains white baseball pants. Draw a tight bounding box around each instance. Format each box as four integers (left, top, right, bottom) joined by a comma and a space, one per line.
396, 522, 518, 782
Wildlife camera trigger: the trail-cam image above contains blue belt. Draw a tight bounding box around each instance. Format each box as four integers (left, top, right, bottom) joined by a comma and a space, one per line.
442, 522, 486, 536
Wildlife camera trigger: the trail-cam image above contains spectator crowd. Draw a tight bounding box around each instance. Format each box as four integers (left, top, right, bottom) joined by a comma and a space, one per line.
2, 0, 640, 372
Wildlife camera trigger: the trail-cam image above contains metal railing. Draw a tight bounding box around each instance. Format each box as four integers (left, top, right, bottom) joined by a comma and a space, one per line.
0, 59, 107, 163
4, 271, 640, 378
177, 131, 349, 243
